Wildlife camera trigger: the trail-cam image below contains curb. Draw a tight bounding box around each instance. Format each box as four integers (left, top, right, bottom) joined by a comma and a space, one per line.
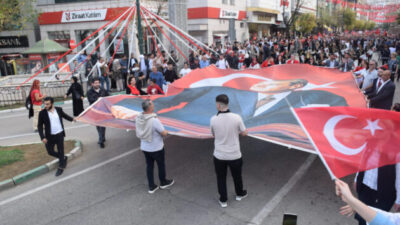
0, 140, 83, 191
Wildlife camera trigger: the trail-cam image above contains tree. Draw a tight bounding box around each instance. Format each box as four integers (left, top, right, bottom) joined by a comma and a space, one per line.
282, 0, 306, 35
342, 8, 356, 30
0, 0, 37, 32
353, 20, 366, 31
397, 12, 400, 25
297, 13, 317, 34
365, 21, 376, 30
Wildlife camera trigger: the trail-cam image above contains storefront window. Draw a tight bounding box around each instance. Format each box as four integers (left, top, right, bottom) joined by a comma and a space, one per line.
48, 31, 70, 48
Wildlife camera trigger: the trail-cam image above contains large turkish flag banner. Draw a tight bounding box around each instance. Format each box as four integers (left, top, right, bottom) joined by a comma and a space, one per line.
294, 106, 400, 178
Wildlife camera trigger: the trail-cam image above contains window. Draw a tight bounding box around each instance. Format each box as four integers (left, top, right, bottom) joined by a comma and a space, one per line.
222, 0, 228, 4
240, 22, 244, 28
230, 0, 235, 5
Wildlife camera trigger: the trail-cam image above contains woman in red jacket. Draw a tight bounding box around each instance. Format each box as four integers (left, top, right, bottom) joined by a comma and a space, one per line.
30, 79, 46, 132
261, 56, 275, 68
127, 76, 140, 95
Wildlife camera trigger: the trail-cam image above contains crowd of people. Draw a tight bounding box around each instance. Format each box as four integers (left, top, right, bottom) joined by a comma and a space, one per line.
63, 34, 400, 100
26, 33, 400, 224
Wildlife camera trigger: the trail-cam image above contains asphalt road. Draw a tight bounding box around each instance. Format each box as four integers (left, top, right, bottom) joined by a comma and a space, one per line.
0, 100, 371, 225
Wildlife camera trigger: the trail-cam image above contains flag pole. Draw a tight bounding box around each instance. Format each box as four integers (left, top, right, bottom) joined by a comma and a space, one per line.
286, 99, 336, 180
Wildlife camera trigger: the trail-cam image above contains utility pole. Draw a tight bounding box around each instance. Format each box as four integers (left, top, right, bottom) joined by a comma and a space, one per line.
136, 0, 144, 54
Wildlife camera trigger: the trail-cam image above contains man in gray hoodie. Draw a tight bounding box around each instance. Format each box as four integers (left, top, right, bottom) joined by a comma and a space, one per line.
136, 99, 174, 194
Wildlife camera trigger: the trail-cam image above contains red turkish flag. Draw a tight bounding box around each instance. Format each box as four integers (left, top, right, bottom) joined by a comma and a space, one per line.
294, 106, 400, 178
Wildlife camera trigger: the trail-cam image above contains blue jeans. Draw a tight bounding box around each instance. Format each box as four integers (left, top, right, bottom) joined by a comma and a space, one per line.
99, 76, 110, 92
143, 149, 167, 189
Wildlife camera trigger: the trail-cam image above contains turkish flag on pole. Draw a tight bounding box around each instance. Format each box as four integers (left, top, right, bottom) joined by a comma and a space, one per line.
293, 106, 400, 179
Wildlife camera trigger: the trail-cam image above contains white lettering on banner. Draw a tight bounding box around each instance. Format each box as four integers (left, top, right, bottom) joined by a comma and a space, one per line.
220, 9, 239, 19
61, 9, 107, 23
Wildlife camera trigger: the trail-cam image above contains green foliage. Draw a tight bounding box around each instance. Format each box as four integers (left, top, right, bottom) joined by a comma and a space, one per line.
318, 7, 337, 28
343, 8, 356, 30
0, 148, 24, 167
365, 21, 376, 30
297, 13, 317, 34
397, 12, 400, 25
0, 0, 37, 32
353, 20, 366, 31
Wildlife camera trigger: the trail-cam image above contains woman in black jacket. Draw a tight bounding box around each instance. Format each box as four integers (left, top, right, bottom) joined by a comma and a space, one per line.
65, 76, 84, 116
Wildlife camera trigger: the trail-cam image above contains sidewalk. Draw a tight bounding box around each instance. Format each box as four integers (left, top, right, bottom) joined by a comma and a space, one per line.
0, 91, 127, 114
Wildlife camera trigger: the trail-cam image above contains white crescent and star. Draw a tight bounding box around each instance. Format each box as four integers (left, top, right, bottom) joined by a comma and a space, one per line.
323, 116, 383, 156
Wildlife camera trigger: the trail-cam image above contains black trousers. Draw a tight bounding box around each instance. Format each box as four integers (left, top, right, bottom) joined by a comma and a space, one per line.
96, 126, 106, 144
214, 157, 245, 202
355, 183, 395, 225
45, 133, 65, 168
143, 149, 167, 188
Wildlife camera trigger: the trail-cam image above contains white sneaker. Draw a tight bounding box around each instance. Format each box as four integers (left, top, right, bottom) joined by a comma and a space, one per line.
236, 191, 248, 201
218, 200, 228, 208
160, 179, 174, 189
148, 186, 159, 194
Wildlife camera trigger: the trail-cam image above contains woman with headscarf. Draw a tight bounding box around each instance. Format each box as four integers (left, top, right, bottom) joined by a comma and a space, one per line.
65, 76, 84, 116
30, 79, 46, 132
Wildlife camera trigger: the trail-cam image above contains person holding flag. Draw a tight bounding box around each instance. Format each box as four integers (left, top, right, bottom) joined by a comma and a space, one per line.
293, 106, 400, 225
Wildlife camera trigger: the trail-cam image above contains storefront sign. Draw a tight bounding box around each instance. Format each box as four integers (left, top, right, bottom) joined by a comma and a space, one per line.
29, 54, 42, 60
220, 9, 239, 19
0, 36, 29, 49
47, 53, 61, 59
61, 9, 107, 23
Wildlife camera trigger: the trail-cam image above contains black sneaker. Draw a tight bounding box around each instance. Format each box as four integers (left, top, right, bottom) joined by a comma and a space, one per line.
236, 190, 248, 201
160, 179, 174, 189
55, 168, 64, 176
148, 186, 159, 194
100, 143, 105, 148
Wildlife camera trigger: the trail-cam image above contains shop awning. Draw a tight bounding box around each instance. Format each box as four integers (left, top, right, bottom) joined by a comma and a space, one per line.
247, 7, 280, 15
22, 39, 69, 54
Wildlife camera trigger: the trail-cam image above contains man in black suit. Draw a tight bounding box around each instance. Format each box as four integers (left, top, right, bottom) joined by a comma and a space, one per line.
38, 97, 75, 176
355, 70, 398, 225
366, 70, 395, 110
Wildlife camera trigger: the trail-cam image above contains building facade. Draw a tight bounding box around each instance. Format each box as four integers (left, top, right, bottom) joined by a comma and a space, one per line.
246, 0, 285, 38
0, 1, 40, 76
187, 0, 248, 45
36, 0, 170, 58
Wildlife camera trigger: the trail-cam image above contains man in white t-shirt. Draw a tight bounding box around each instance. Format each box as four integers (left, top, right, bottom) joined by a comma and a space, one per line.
136, 99, 174, 194
361, 60, 378, 91
216, 55, 229, 69
210, 94, 248, 207
179, 62, 192, 78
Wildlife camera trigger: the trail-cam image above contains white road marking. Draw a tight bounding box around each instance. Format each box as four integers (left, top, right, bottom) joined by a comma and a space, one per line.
0, 124, 90, 141
0, 147, 141, 207
248, 154, 317, 225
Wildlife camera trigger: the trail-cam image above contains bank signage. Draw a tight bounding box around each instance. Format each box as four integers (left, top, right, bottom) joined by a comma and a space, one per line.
61, 9, 107, 23
0, 36, 29, 49
220, 9, 239, 19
